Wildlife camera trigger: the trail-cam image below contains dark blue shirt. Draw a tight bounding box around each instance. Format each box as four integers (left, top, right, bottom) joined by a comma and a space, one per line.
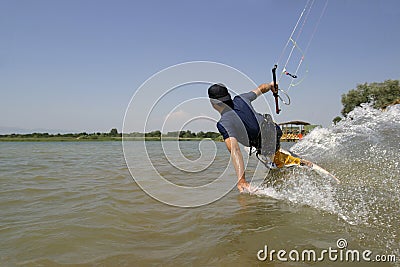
216, 92, 264, 147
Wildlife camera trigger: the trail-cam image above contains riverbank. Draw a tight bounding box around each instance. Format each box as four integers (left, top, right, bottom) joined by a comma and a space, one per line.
0, 130, 223, 142
0, 136, 216, 142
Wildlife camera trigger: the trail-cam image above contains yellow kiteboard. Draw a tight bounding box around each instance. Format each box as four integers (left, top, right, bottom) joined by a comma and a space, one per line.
244, 146, 340, 184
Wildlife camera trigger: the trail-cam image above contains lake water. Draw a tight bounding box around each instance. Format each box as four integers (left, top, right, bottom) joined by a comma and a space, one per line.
1, 104, 399, 266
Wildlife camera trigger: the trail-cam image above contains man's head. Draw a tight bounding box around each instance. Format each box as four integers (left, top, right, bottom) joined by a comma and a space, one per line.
208, 83, 233, 112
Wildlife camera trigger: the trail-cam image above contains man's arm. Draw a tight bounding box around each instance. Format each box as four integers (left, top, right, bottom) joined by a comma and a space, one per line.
224, 136, 249, 192
252, 82, 276, 97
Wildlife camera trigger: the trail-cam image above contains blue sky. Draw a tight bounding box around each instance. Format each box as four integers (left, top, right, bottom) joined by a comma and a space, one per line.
1, 0, 399, 133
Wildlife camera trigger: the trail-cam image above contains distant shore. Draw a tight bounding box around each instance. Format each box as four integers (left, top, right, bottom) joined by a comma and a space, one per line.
0, 129, 223, 142
0, 135, 220, 142
0, 136, 121, 142
0, 137, 217, 142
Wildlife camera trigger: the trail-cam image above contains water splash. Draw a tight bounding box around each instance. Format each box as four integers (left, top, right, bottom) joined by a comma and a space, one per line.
253, 104, 400, 259
252, 167, 343, 220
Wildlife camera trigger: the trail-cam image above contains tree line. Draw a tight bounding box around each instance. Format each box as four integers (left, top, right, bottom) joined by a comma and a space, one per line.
0, 128, 122, 139
0, 128, 222, 140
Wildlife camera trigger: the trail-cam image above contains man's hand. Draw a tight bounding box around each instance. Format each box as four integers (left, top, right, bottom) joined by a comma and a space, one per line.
237, 178, 250, 193
253, 82, 276, 96
270, 81, 278, 94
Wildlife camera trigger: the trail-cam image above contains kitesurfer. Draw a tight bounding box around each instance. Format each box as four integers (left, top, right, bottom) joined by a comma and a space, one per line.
208, 83, 312, 192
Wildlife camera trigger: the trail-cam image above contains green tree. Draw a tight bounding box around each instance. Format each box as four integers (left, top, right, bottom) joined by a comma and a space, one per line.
204, 131, 221, 139
341, 80, 400, 116
109, 128, 118, 136
145, 130, 161, 138
196, 131, 205, 138
332, 116, 342, 125
178, 130, 196, 138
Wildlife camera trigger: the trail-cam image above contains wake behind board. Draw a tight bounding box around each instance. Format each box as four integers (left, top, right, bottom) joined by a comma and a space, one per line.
244, 146, 340, 184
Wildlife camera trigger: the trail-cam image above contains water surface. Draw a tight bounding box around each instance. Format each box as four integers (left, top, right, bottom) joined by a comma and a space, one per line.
0, 105, 399, 266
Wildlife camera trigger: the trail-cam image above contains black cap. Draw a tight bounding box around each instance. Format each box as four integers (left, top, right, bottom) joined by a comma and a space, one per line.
208, 83, 232, 102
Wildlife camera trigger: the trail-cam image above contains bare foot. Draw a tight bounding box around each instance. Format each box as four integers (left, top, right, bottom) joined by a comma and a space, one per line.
300, 159, 313, 168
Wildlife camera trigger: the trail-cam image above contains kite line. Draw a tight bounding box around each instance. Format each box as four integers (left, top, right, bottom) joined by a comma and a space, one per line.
271, 0, 329, 113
